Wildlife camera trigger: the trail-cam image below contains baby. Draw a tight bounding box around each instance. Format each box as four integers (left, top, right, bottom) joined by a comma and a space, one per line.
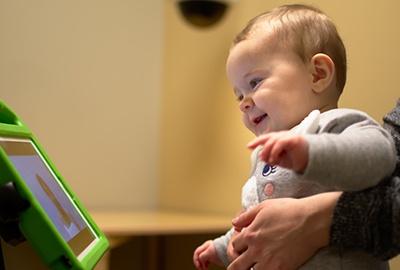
194, 4, 396, 270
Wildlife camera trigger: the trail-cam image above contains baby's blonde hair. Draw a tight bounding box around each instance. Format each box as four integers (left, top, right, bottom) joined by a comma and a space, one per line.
233, 4, 347, 93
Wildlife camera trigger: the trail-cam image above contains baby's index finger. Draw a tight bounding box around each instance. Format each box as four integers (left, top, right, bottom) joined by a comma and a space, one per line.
247, 141, 258, 149
247, 135, 268, 149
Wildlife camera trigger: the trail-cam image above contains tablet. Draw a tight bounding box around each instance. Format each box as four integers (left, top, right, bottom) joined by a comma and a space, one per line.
0, 102, 108, 269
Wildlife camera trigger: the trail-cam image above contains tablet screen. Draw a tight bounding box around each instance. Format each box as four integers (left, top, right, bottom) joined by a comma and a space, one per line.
0, 137, 98, 260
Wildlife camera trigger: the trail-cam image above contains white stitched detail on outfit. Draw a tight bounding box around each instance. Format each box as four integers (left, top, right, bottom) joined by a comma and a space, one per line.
292, 109, 320, 135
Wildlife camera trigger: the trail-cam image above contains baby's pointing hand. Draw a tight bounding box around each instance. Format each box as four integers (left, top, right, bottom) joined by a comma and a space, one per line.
247, 131, 309, 173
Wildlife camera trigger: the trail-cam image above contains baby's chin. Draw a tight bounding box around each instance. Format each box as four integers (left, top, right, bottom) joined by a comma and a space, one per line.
253, 127, 271, 136
254, 121, 274, 135
247, 121, 273, 135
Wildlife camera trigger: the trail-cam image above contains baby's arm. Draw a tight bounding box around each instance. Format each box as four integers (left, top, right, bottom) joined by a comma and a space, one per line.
249, 110, 397, 191
248, 131, 309, 173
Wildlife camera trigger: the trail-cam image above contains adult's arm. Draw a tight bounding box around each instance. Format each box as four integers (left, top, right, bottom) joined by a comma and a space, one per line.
331, 176, 400, 259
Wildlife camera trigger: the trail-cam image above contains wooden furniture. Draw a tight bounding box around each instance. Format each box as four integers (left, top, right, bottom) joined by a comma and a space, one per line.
91, 210, 232, 270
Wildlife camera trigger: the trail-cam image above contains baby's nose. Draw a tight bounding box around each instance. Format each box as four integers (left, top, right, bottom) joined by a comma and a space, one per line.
239, 96, 254, 112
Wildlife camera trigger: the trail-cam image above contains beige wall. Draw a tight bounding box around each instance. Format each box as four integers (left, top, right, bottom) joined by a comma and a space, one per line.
0, 0, 163, 211
160, 1, 245, 214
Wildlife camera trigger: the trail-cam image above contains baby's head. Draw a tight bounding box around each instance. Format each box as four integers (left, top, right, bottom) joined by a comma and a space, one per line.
226, 4, 347, 135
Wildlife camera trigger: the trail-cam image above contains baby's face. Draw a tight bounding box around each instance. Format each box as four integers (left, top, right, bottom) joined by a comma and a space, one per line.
226, 34, 319, 135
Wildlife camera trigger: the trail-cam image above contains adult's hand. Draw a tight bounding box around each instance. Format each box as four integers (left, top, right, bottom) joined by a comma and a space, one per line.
227, 192, 341, 270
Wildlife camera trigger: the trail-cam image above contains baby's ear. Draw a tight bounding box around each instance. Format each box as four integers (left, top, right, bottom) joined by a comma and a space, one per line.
310, 53, 335, 93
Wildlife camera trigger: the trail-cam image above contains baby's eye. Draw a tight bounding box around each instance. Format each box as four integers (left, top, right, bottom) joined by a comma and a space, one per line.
236, 94, 244, 102
249, 78, 263, 89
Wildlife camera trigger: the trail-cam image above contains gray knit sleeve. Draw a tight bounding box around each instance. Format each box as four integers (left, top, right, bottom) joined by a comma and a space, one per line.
330, 176, 400, 260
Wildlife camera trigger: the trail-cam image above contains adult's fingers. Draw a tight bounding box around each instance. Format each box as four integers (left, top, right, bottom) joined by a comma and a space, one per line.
227, 247, 240, 262
227, 233, 241, 262
232, 204, 261, 231
227, 249, 255, 270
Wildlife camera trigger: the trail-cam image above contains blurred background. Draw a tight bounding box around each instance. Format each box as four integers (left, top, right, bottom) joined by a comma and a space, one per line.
0, 0, 399, 269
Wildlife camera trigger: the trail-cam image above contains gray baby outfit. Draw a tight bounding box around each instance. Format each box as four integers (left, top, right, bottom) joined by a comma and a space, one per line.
214, 108, 397, 270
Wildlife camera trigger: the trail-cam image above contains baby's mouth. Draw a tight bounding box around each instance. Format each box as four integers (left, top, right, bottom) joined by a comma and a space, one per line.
253, 114, 268, 125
